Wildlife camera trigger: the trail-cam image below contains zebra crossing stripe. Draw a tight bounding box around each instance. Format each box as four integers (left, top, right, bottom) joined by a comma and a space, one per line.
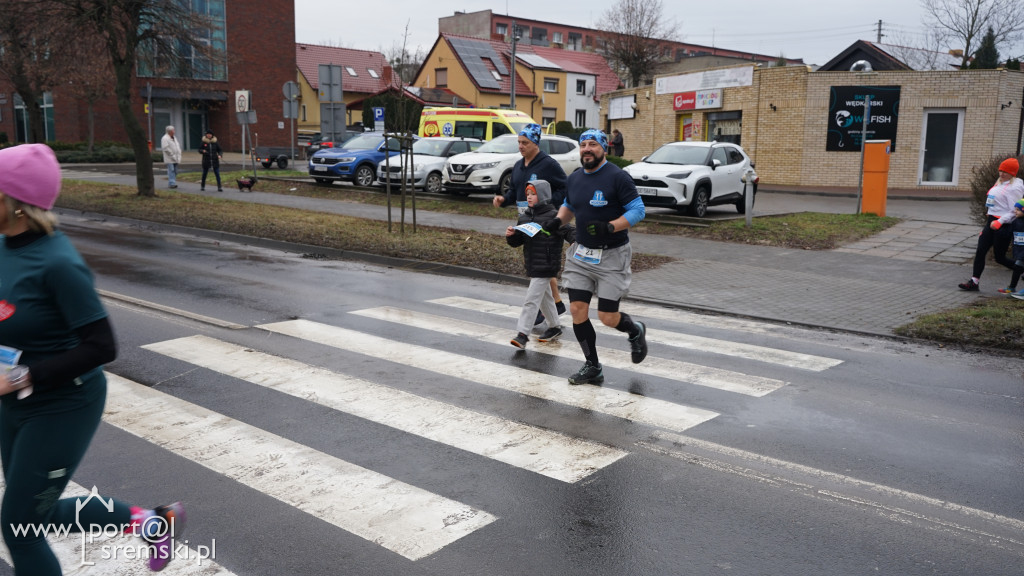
429, 296, 843, 372
352, 306, 787, 397
0, 480, 236, 575
143, 335, 628, 483
258, 319, 719, 432
102, 374, 496, 561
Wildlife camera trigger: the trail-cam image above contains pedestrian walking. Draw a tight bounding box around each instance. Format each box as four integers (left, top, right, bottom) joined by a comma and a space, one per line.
493, 123, 569, 324
505, 180, 574, 349
542, 129, 648, 385
958, 157, 1023, 291
0, 144, 186, 574
611, 129, 624, 157
199, 129, 223, 192
160, 125, 182, 189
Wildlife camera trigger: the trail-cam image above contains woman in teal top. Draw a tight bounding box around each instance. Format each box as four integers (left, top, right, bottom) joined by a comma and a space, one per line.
0, 144, 184, 574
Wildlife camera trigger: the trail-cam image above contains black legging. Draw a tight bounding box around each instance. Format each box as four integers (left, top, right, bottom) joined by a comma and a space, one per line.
201, 163, 222, 188
1, 383, 131, 575
972, 215, 1015, 278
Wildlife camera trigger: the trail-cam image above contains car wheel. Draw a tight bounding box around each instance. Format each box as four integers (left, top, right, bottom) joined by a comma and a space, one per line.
687, 186, 710, 218
354, 165, 375, 187
277, 158, 288, 170
261, 161, 272, 169
425, 172, 443, 194
314, 177, 331, 185
498, 171, 512, 196
735, 185, 756, 214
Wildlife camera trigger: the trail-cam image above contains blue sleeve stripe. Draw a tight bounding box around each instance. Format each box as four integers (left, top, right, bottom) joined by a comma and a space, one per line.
623, 197, 646, 227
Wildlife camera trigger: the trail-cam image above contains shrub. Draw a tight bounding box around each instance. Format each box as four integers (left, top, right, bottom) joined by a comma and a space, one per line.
968, 153, 1022, 225
606, 156, 633, 169
551, 120, 574, 135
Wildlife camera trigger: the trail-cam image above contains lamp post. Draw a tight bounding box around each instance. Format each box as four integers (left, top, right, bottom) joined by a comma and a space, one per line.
510, 21, 520, 110
850, 60, 873, 214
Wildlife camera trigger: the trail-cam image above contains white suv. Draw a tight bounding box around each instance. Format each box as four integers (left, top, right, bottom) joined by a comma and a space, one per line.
376, 137, 482, 194
443, 134, 582, 196
624, 141, 759, 217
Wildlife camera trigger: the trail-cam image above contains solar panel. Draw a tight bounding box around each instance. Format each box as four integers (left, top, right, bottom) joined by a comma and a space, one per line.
449, 36, 506, 89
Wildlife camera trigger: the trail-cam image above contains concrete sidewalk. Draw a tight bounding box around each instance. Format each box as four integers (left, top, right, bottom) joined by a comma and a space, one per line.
60, 164, 1006, 337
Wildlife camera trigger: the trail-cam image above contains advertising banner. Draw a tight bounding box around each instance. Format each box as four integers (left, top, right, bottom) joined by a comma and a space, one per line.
826, 85, 900, 151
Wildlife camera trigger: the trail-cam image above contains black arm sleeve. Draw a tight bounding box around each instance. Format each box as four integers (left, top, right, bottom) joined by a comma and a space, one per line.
26, 317, 117, 393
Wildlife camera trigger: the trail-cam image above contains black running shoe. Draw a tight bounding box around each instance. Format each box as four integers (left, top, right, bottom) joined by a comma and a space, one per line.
534, 311, 545, 325
510, 332, 528, 349
629, 321, 648, 364
568, 361, 603, 385
537, 327, 563, 342
958, 279, 979, 291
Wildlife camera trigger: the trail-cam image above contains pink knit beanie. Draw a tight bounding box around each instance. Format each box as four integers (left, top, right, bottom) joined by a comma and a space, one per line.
0, 144, 62, 210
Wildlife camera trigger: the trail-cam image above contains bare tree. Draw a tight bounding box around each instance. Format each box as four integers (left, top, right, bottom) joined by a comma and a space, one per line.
921, 0, 1024, 67
382, 41, 426, 85
0, 1, 72, 143
46, 0, 220, 197
597, 0, 678, 87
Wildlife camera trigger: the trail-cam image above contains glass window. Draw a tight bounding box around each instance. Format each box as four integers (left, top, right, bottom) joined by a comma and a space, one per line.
553, 32, 563, 44
542, 107, 556, 125
496, 23, 507, 35
454, 121, 488, 139
576, 80, 586, 95
367, 69, 379, 78
726, 147, 745, 164
491, 123, 512, 138
712, 147, 729, 166
435, 68, 447, 87
345, 67, 358, 76
491, 70, 501, 81
543, 78, 558, 92
575, 109, 586, 127
477, 136, 519, 154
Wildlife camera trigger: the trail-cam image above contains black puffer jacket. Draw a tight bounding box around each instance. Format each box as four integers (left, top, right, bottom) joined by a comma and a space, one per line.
506, 180, 574, 278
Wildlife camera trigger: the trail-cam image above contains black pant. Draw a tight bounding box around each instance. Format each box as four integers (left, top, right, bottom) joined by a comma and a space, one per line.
201, 164, 222, 188
972, 215, 1014, 278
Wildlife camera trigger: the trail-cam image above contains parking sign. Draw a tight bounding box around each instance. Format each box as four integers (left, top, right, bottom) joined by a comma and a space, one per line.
373, 107, 385, 126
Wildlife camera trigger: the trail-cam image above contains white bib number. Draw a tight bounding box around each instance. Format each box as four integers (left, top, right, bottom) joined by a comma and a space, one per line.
573, 244, 603, 264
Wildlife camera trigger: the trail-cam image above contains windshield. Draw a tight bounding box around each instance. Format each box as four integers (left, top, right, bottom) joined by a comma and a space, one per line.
645, 145, 710, 165
477, 137, 518, 154
340, 134, 383, 150
508, 121, 531, 135
412, 139, 450, 156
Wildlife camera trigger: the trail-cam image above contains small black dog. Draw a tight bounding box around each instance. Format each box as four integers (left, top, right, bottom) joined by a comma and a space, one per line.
236, 175, 257, 192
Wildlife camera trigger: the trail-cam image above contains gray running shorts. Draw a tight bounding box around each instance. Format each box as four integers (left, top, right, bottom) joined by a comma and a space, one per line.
561, 242, 632, 301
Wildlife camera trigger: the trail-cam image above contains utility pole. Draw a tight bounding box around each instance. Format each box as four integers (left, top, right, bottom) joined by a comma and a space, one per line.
876, 20, 884, 43
510, 21, 519, 110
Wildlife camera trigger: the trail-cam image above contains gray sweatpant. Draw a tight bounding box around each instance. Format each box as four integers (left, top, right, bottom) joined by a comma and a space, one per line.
516, 278, 559, 336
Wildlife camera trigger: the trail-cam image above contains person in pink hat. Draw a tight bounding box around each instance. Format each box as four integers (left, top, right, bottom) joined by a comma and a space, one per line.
0, 144, 185, 574
958, 157, 1024, 291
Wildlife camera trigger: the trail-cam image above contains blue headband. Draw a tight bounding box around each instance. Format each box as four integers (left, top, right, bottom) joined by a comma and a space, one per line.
579, 129, 608, 150
519, 123, 542, 145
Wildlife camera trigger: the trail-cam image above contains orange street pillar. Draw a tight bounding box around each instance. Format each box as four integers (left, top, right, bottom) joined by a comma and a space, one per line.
861, 139, 891, 217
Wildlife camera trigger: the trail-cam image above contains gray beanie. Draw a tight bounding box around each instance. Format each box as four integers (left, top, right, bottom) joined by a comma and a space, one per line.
526, 179, 551, 205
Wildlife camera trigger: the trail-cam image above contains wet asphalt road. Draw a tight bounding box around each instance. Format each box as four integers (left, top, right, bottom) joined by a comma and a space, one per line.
1, 214, 1018, 576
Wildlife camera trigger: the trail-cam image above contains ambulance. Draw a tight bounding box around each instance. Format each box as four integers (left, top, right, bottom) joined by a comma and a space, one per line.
418, 108, 535, 141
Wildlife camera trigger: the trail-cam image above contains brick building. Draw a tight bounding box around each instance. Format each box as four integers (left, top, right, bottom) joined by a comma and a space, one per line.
0, 0, 295, 154
603, 64, 1024, 192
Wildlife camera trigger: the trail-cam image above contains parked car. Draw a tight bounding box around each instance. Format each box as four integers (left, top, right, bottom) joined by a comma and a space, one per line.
623, 141, 759, 217
443, 134, 581, 196
308, 133, 412, 186
377, 136, 483, 194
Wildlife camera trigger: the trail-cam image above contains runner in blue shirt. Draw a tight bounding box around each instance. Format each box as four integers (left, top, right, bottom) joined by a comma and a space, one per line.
542, 130, 648, 385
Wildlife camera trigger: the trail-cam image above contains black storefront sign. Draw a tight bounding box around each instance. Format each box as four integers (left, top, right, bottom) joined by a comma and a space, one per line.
826, 85, 900, 151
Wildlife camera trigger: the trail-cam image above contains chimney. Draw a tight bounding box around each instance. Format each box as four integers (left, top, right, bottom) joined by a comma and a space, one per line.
383, 65, 394, 86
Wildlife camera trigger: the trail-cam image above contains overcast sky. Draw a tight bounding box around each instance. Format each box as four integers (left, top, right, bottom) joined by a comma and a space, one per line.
293, 1, 958, 67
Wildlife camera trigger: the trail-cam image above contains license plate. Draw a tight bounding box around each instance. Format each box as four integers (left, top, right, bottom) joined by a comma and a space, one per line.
314, 165, 328, 172
449, 174, 467, 182
636, 186, 658, 196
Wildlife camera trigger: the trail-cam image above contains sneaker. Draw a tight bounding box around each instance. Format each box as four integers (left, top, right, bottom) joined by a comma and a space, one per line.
958, 279, 979, 291
629, 321, 648, 364
556, 301, 566, 315
537, 326, 562, 342
510, 332, 528, 349
168, 184, 177, 189
568, 361, 603, 385
534, 311, 545, 326
997, 286, 1018, 294
146, 502, 186, 571
217, 187, 223, 192
200, 186, 205, 191
1012, 289, 1024, 300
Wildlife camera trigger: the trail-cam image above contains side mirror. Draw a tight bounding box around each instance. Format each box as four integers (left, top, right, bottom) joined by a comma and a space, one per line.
711, 159, 721, 170
641, 156, 648, 162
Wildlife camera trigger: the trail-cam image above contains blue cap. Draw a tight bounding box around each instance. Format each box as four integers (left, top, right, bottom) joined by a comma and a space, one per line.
579, 129, 608, 151
519, 123, 542, 145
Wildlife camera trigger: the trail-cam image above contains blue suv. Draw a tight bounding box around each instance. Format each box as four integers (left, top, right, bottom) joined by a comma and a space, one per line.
308, 133, 411, 187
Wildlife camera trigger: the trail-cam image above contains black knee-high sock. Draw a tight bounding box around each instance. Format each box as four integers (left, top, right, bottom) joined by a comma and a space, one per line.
615, 312, 639, 338
573, 320, 599, 365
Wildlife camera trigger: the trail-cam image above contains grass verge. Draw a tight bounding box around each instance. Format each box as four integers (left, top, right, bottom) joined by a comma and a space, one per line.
895, 297, 1024, 356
